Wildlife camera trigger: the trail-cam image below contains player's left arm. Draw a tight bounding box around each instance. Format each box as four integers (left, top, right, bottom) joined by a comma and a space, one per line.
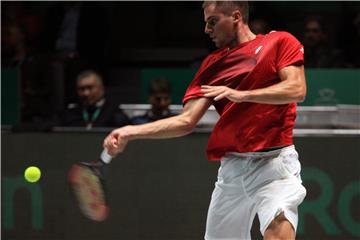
201, 64, 306, 104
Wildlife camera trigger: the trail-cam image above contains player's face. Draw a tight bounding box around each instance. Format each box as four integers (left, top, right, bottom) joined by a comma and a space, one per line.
204, 4, 236, 48
77, 75, 104, 106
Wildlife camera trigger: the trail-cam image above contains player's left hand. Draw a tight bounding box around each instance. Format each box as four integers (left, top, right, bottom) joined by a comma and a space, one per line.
201, 85, 249, 102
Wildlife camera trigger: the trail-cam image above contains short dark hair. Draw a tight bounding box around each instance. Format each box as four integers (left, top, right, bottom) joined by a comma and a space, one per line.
202, 1, 249, 24
149, 78, 171, 95
76, 70, 103, 85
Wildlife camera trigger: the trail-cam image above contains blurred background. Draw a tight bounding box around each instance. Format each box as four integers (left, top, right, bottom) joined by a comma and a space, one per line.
1, 1, 360, 240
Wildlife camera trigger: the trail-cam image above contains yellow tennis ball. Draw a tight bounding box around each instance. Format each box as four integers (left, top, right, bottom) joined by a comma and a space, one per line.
24, 166, 41, 183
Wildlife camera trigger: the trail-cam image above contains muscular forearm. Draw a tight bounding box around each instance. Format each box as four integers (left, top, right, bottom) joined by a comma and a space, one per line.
103, 98, 211, 156
120, 114, 195, 141
244, 79, 306, 105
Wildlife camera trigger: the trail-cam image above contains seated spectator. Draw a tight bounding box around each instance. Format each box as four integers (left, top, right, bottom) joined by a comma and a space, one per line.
1, 22, 55, 127
59, 70, 130, 129
1, 22, 28, 67
343, 11, 360, 67
131, 78, 177, 125
39, 2, 109, 105
303, 15, 344, 68
2, 2, 43, 54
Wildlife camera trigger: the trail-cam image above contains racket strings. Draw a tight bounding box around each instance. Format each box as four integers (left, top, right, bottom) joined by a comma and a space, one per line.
69, 164, 109, 221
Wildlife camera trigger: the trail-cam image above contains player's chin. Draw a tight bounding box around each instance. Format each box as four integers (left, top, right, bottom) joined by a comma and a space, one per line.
214, 40, 225, 49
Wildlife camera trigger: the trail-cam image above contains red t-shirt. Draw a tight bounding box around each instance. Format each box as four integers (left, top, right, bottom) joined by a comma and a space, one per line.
182, 31, 304, 160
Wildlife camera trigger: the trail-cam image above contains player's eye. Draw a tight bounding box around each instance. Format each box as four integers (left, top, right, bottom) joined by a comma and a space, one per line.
208, 18, 218, 27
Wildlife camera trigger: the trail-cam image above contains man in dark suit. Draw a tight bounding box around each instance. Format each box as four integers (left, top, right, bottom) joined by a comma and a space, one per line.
40, 2, 109, 104
60, 70, 129, 129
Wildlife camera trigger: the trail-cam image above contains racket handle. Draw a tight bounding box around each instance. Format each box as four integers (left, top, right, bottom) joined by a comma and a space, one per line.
100, 149, 112, 164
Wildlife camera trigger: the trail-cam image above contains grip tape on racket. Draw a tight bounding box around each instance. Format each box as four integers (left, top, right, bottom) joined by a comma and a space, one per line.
100, 149, 112, 164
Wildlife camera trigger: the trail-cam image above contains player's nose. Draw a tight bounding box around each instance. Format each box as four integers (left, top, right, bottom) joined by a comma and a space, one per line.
204, 24, 212, 34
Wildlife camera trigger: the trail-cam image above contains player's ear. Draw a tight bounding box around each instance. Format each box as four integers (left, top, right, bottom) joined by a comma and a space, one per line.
232, 10, 242, 24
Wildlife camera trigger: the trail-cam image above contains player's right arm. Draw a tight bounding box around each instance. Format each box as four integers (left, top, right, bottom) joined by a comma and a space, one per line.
103, 97, 212, 156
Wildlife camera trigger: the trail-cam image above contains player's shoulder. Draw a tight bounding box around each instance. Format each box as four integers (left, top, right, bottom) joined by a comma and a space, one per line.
200, 47, 228, 68
209, 47, 227, 55
265, 30, 300, 43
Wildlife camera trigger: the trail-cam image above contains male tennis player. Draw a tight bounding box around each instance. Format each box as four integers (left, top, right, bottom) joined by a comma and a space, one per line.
104, 1, 307, 239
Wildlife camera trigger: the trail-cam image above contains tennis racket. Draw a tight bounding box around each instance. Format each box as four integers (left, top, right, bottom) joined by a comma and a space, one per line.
68, 149, 112, 221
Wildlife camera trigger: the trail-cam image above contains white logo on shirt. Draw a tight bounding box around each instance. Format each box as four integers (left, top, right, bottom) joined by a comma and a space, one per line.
255, 46, 263, 54
300, 47, 304, 54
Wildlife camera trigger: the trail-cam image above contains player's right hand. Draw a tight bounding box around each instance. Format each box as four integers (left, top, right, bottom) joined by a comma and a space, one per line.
103, 126, 131, 157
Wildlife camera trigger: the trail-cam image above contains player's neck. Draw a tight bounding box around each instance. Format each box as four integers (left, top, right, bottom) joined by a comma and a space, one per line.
230, 25, 256, 48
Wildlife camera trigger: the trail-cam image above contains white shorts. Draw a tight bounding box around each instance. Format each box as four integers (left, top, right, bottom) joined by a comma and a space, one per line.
205, 145, 307, 240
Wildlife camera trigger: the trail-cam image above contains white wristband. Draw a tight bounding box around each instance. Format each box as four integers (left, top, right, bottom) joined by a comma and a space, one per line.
100, 149, 112, 164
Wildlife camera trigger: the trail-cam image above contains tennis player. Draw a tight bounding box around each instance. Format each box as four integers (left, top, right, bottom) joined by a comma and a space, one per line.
104, 1, 307, 239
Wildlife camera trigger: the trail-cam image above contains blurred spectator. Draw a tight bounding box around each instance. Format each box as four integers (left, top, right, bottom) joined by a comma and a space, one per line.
131, 78, 177, 125
303, 15, 345, 68
40, 2, 108, 68
351, 12, 360, 67
1, 21, 56, 127
39, 2, 109, 104
249, 18, 270, 35
59, 70, 130, 129
20, 52, 55, 125
1, 22, 28, 67
1, 2, 60, 128
343, 11, 360, 67
1, 2, 44, 53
